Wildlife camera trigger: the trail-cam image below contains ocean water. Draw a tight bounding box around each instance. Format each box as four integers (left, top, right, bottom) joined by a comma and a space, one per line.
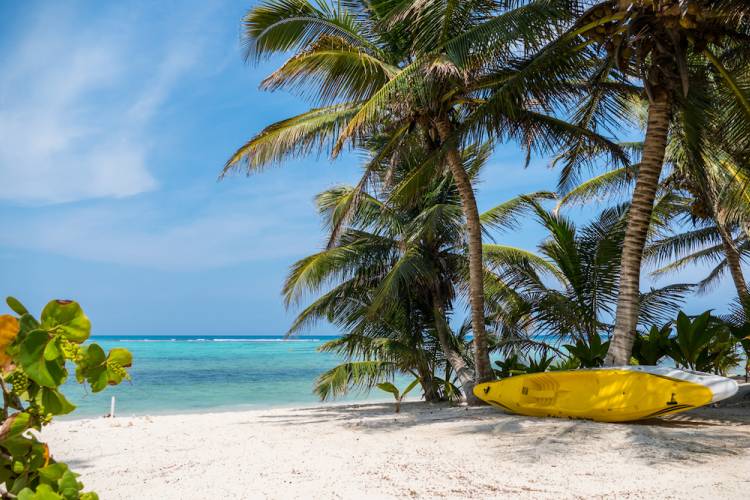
60, 335, 405, 418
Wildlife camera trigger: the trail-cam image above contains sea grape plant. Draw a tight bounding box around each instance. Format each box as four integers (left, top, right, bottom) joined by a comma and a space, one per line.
0, 297, 132, 499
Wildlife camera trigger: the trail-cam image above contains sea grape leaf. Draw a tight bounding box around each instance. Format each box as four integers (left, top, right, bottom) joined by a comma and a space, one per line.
17, 484, 63, 500
40, 301, 91, 343
6, 296, 28, 316
18, 313, 41, 338
78, 344, 109, 392
43, 340, 61, 362
38, 463, 69, 484
83, 344, 105, 367
0, 314, 20, 367
19, 331, 58, 387
107, 348, 132, 367
2, 437, 32, 461
106, 365, 125, 385
40, 388, 76, 416
58, 470, 82, 499
0, 413, 30, 441
28, 442, 50, 470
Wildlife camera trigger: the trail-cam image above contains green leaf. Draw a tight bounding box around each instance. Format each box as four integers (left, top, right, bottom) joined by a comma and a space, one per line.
17, 484, 63, 500
2, 436, 33, 458
79, 344, 109, 392
19, 331, 57, 387
83, 344, 106, 367
80, 493, 100, 500
18, 314, 41, 336
6, 296, 28, 316
44, 340, 61, 361
40, 301, 91, 343
38, 463, 69, 484
89, 369, 108, 393
0, 412, 31, 441
376, 382, 399, 398
58, 470, 82, 499
401, 378, 420, 398
107, 348, 133, 367
40, 388, 76, 416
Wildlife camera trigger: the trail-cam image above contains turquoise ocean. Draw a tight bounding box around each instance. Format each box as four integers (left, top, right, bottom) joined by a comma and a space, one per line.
61, 335, 404, 419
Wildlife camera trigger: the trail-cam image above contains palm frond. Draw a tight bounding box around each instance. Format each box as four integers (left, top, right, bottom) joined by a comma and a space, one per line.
222, 102, 361, 176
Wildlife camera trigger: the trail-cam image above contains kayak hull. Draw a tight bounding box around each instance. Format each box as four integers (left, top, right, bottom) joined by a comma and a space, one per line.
473, 366, 738, 422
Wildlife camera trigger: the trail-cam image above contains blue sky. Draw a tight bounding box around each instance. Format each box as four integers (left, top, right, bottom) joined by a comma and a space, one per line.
0, 1, 736, 335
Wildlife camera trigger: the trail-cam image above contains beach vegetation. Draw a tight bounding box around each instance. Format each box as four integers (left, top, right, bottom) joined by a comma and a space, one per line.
0, 297, 131, 500
536, 0, 750, 365
376, 379, 420, 413
493, 355, 528, 378
224, 0, 628, 389
483, 197, 691, 355
286, 137, 482, 402
225, 0, 750, 397
563, 336, 610, 368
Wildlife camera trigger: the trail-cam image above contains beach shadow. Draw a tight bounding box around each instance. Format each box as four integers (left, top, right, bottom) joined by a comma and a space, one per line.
239, 400, 750, 467
622, 422, 750, 465
246, 401, 501, 431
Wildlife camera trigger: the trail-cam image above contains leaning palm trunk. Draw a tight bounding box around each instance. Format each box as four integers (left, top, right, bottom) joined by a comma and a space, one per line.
716, 221, 750, 312
606, 94, 672, 366
435, 118, 493, 383
432, 300, 478, 404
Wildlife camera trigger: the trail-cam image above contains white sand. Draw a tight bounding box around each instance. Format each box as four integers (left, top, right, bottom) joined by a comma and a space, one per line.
44, 401, 750, 499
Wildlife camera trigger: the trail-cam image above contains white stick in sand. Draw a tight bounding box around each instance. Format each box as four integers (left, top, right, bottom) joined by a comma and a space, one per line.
110, 396, 116, 418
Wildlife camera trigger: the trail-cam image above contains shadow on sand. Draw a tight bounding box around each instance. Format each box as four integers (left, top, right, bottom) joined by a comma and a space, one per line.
246, 399, 750, 466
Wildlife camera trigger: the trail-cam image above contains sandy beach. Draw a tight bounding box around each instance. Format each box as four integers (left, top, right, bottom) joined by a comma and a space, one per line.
44, 394, 750, 499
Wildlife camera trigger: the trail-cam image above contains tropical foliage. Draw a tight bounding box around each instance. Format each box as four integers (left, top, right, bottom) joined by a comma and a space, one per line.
284, 138, 483, 402
0, 297, 131, 499
225, 0, 750, 400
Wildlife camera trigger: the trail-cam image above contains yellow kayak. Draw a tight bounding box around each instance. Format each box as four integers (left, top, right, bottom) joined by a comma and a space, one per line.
474, 366, 738, 422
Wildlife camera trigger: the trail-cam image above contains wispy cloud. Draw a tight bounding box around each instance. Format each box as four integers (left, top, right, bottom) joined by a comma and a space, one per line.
0, 3, 206, 205
0, 176, 332, 271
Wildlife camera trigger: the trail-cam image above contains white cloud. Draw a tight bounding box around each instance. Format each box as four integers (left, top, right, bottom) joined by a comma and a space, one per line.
0, 178, 329, 271
0, 4, 204, 205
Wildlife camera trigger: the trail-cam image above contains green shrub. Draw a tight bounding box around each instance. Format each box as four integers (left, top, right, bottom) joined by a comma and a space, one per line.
493, 354, 528, 378
633, 324, 672, 365
563, 335, 609, 368
0, 297, 132, 499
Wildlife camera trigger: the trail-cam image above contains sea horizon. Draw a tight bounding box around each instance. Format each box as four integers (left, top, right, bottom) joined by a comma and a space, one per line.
62, 334, 407, 419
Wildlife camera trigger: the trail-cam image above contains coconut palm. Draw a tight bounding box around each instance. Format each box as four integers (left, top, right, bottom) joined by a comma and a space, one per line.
531, 0, 750, 364
482, 196, 691, 355
223, 0, 624, 385
556, 95, 750, 316
283, 138, 494, 401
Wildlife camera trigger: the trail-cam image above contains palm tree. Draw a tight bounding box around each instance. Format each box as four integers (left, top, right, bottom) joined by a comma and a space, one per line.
283, 138, 491, 401
223, 0, 623, 386
556, 95, 750, 318
537, 0, 750, 364
482, 196, 691, 356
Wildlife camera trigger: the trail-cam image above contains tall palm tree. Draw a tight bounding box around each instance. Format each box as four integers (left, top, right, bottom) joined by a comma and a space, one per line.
556, 93, 750, 318
482, 196, 691, 353
223, 0, 623, 386
543, 0, 750, 364
283, 138, 491, 401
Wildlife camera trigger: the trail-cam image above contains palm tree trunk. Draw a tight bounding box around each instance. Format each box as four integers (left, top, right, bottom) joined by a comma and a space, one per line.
716, 222, 750, 310
435, 117, 493, 383
432, 298, 479, 404
605, 93, 672, 366
417, 367, 441, 403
